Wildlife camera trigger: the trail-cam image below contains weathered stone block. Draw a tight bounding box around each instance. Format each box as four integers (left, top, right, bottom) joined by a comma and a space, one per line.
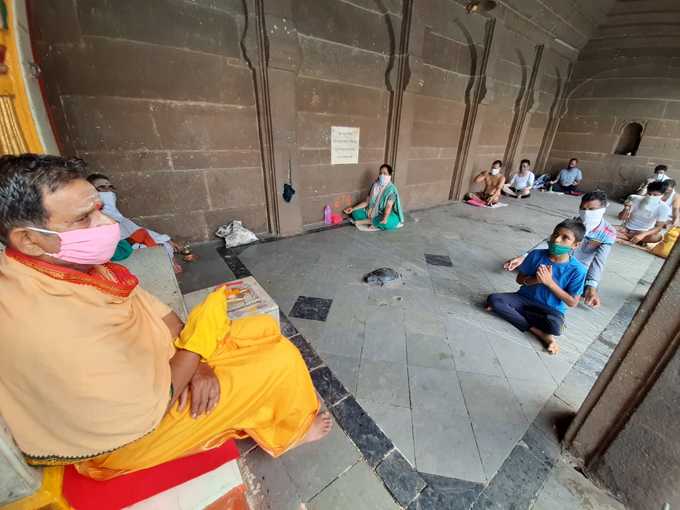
296, 77, 387, 118
206, 167, 266, 209
171, 150, 262, 170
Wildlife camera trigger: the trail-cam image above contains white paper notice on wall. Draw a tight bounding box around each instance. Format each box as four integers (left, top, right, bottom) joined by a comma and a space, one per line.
331, 126, 360, 165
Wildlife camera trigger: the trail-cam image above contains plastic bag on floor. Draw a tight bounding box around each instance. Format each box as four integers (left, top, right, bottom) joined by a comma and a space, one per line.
215, 220, 258, 248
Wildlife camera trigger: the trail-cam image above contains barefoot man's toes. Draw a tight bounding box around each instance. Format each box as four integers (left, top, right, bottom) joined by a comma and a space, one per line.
299, 411, 333, 446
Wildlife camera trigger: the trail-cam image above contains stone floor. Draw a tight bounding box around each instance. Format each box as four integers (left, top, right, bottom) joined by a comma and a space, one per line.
177, 192, 662, 509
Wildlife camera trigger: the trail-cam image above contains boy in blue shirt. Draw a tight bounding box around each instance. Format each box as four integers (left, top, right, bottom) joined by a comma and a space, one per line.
486, 219, 587, 355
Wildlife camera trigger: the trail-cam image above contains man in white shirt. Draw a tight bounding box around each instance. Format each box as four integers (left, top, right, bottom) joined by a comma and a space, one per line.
550, 158, 583, 194
617, 180, 672, 245
502, 159, 535, 198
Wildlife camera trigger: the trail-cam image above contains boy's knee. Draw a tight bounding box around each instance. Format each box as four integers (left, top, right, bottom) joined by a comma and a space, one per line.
487, 293, 502, 308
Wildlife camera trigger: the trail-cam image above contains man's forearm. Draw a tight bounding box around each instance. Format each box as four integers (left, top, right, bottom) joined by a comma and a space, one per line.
169, 349, 201, 406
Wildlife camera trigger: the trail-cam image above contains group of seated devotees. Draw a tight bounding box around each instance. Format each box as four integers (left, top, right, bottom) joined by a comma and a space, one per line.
549, 158, 583, 195
344, 163, 404, 230
0, 154, 332, 480
86, 173, 184, 273
617, 180, 673, 246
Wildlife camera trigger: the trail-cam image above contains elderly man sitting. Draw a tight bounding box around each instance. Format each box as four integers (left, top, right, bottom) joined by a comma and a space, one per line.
0, 154, 330, 480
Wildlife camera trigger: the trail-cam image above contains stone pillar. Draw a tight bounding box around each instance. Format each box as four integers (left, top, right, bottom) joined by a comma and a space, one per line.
564, 241, 680, 509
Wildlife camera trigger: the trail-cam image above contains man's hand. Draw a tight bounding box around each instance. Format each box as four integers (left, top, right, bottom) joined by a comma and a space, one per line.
504, 256, 525, 272
584, 287, 601, 308
179, 363, 221, 419
536, 264, 554, 286
380, 217, 388, 225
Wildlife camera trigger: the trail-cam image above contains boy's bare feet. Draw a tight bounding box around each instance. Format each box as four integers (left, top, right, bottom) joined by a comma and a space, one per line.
298, 411, 333, 446
529, 327, 560, 355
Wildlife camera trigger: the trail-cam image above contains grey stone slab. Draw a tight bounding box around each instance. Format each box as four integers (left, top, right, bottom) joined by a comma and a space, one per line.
307, 461, 399, 510
409, 366, 467, 416
406, 332, 455, 370
404, 310, 447, 337
532, 461, 626, 510
539, 350, 577, 385
472, 444, 551, 510
311, 366, 349, 407
408, 473, 483, 510
321, 353, 361, 394
507, 377, 557, 424
412, 408, 485, 482
317, 320, 365, 359
363, 321, 407, 364
377, 450, 427, 507
359, 399, 416, 466
471, 419, 528, 481
239, 448, 303, 510
330, 397, 394, 468
357, 360, 410, 408
520, 424, 562, 469
290, 318, 326, 344
281, 421, 361, 501
448, 334, 505, 378
489, 336, 555, 385
458, 372, 527, 426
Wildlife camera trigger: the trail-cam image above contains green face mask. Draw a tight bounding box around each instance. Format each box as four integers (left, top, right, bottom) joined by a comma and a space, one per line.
549, 242, 572, 256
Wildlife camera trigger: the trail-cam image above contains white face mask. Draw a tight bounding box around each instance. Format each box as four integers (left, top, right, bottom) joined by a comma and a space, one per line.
655, 173, 666, 181
378, 174, 391, 186
490, 167, 500, 176
579, 208, 606, 233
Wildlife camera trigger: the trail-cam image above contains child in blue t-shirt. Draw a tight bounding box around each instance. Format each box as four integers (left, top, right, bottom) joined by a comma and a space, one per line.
486, 218, 587, 355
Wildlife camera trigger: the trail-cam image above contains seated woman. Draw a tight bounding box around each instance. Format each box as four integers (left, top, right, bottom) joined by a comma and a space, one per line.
343, 164, 404, 230
87, 173, 183, 273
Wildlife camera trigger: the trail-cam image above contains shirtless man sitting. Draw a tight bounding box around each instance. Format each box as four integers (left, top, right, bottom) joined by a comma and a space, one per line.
617, 180, 672, 246
466, 160, 506, 206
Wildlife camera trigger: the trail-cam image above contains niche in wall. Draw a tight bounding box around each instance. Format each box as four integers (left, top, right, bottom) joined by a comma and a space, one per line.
614, 122, 643, 156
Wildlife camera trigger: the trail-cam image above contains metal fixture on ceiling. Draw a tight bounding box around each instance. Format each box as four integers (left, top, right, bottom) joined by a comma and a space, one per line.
465, 0, 497, 14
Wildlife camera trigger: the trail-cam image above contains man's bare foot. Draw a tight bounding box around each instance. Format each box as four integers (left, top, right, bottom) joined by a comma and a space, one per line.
485, 304, 492, 312
529, 327, 560, 355
298, 411, 333, 446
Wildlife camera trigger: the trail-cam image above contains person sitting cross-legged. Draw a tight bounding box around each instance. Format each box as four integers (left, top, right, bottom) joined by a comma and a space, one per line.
0, 154, 331, 481
344, 163, 404, 230
465, 160, 506, 206
488, 219, 587, 355
550, 158, 583, 195
617, 180, 672, 246
502, 159, 535, 199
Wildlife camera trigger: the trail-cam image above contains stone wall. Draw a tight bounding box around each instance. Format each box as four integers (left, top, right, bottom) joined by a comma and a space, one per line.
548, 0, 680, 199
29, 0, 615, 240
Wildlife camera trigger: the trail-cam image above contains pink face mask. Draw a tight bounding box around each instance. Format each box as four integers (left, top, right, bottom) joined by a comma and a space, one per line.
28, 223, 121, 265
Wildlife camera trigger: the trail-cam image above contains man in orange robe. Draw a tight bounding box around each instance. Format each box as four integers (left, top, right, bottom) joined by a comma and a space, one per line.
0, 154, 330, 480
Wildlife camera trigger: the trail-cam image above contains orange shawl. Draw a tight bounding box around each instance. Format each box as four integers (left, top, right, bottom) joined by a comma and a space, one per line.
0, 249, 175, 463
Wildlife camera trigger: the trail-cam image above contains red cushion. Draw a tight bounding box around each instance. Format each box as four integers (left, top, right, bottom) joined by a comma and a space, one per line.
62, 440, 240, 510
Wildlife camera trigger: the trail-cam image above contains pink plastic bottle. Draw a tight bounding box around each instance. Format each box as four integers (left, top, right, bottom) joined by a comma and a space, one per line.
324, 205, 332, 225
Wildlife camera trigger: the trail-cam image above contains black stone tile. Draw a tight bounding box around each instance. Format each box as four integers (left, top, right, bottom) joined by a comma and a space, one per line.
289, 296, 333, 322
289, 334, 324, 371
521, 424, 561, 468
176, 241, 236, 294
472, 444, 552, 510
217, 248, 252, 278
310, 366, 348, 406
330, 396, 394, 467
407, 473, 482, 510
425, 253, 453, 267
377, 451, 427, 507
279, 311, 299, 338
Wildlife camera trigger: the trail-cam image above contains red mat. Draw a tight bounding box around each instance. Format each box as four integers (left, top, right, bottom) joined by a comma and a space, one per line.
63, 440, 239, 510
